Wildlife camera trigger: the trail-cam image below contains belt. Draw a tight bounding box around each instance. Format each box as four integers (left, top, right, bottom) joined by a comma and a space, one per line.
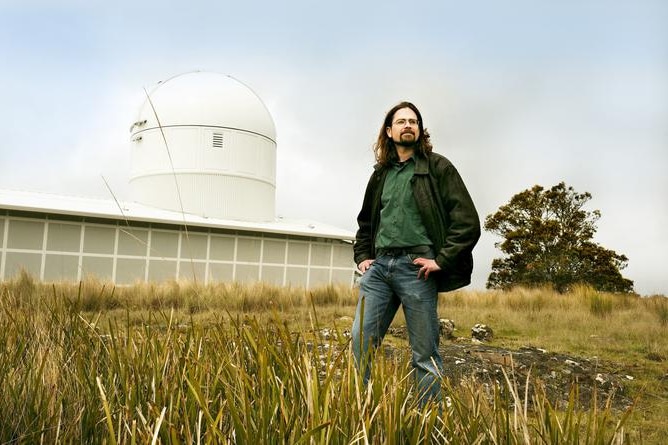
376, 245, 432, 257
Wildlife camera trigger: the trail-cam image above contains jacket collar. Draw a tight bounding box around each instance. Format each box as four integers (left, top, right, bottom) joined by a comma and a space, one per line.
413, 153, 429, 174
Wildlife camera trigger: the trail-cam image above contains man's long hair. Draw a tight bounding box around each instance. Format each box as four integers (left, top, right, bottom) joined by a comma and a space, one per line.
374, 101, 433, 166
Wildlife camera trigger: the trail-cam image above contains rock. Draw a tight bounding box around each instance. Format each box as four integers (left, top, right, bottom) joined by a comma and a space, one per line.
471, 323, 494, 341
439, 319, 455, 339
387, 319, 455, 340
319, 328, 333, 340
318, 327, 351, 340
387, 326, 408, 339
595, 373, 614, 389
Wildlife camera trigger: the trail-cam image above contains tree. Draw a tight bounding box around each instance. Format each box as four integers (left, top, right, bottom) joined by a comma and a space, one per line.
484, 182, 634, 293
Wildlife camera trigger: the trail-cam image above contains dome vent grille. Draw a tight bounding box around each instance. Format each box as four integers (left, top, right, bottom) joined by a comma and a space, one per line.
212, 132, 224, 149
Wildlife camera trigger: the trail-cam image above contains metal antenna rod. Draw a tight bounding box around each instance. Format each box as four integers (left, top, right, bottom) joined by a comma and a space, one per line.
142, 86, 198, 285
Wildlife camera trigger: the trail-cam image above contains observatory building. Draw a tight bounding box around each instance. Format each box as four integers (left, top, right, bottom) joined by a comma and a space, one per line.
0, 72, 355, 287
130, 72, 278, 221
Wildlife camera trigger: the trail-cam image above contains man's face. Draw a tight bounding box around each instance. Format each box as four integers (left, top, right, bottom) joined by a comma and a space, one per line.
386, 107, 420, 147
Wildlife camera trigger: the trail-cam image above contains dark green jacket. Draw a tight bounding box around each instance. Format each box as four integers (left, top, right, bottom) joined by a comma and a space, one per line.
354, 152, 481, 292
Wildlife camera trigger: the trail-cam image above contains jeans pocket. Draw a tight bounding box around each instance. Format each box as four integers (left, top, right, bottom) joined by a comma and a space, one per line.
407, 253, 419, 263
408, 251, 435, 262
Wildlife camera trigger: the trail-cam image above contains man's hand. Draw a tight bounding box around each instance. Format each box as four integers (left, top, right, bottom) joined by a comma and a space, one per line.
413, 258, 441, 279
357, 259, 375, 273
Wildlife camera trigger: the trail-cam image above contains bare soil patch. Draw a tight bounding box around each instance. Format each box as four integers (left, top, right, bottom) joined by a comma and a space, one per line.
437, 342, 635, 411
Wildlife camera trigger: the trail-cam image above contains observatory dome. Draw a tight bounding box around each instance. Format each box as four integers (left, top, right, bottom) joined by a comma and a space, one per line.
129, 71, 277, 221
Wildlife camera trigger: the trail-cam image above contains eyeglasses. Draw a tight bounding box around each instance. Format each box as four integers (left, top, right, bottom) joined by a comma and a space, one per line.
392, 119, 419, 127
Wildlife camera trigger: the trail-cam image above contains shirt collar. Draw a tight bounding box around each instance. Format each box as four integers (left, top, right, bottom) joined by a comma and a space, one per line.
395, 154, 415, 167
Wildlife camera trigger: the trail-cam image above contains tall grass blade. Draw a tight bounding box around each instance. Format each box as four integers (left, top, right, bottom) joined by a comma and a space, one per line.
96, 376, 119, 445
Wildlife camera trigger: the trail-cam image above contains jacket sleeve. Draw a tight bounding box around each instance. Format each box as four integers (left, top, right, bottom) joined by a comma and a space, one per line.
434, 163, 481, 271
353, 173, 377, 266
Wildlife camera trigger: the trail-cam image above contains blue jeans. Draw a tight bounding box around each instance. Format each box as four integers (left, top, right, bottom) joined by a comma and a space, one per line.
351, 251, 443, 403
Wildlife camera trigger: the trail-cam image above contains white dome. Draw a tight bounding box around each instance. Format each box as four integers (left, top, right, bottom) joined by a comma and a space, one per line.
135, 71, 276, 140
129, 72, 277, 222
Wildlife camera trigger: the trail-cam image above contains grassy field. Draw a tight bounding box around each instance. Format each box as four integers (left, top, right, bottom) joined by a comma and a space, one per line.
1, 272, 666, 443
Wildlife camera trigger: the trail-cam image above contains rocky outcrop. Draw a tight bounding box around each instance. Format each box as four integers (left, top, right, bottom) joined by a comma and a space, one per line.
471, 323, 494, 342
438, 343, 633, 411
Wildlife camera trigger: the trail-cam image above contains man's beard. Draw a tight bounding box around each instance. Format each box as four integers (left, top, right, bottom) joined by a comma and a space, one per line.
394, 132, 417, 147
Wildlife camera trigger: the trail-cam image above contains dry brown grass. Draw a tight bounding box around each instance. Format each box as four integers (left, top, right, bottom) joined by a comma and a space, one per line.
1, 272, 666, 442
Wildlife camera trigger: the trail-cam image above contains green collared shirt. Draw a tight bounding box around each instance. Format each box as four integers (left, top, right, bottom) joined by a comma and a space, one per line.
375, 156, 432, 250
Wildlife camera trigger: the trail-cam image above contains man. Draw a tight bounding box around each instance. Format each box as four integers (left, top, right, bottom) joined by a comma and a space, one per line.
352, 101, 480, 403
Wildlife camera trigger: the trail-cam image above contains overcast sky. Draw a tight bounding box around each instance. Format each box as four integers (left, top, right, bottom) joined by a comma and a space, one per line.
1, 0, 666, 295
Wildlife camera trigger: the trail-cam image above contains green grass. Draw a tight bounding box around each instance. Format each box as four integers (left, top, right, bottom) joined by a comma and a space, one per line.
1, 273, 665, 443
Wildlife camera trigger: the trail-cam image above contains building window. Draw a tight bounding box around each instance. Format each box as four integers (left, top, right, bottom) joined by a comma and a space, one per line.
150, 231, 179, 258
81, 257, 113, 280
83, 226, 116, 254
4, 252, 41, 278
47, 223, 81, 252
118, 228, 149, 256
263, 239, 286, 264
181, 233, 208, 260
237, 238, 261, 262
287, 241, 309, 265
310, 244, 332, 267
44, 254, 79, 281
7, 220, 44, 250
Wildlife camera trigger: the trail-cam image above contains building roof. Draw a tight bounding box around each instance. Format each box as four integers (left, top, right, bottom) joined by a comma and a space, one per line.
0, 189, 355, 241
133, 71, 276, 140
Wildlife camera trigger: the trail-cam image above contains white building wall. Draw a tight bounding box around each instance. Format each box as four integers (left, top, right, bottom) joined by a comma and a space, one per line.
0, 212, 355, 288
130, 126, 276, 221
